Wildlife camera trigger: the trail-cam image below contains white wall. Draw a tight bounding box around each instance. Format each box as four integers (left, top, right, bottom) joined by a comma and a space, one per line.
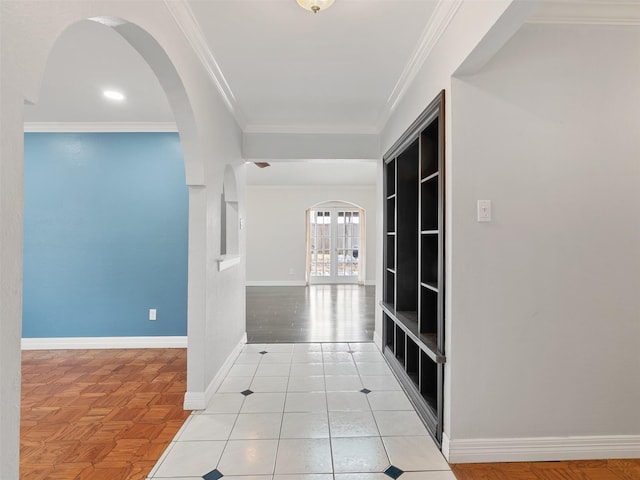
377, 0, 535, 444
1, 3, 245, 477
246, 186, 376, 285
447, 22, 640, 460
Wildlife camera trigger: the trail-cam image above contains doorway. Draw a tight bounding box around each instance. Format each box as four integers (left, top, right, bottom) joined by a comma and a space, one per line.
307, 203, 365, 285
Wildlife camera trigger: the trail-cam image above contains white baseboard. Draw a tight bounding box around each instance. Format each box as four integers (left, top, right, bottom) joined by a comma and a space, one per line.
183, 333, 247, 410
246, 280, 375, 287
373, 331, 383, 350
441, 433, 452, 461
446, 434, 640, 463
21, 336, 187, 350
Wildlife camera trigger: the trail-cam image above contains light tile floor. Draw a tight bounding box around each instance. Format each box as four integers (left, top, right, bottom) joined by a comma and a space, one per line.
147, 342, 454, 480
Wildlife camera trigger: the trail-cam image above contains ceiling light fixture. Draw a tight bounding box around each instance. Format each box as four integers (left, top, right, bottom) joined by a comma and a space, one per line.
296, 0, 335, 13
103, 90, 125, 101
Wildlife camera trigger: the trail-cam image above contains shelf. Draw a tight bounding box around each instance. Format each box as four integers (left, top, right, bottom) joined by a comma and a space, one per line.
421, 179, 438, 231
382, 347, 440, 446
406, 336, 420, 386
420, 121, 439, 180
384, 313, 394, 350
384, 272, 395, 305
380, 302, 444, 363
421, 172, 439, 183
385, 235, 395, 271
420, 349, 439, 416
421, 282, 438, 293
420, 286, 437, 337
386, 197, 396, 233
385, 158, 396, 197
382, 90, 444, 447
421, 235, 438, 286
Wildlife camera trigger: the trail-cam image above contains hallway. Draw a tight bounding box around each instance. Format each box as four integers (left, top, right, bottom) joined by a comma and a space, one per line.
147, 341, 454, 479
246, 286, 375, 343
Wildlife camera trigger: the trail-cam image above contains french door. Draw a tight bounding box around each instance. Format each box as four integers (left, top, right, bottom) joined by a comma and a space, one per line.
309, 208, 361, 284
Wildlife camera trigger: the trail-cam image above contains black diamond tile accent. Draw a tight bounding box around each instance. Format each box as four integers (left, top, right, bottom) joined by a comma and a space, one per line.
360, 388, 372, 394
384, 465, 404, 479
203, 469, 224, 480
240, 389, 254, 396
259, 351, 268, 354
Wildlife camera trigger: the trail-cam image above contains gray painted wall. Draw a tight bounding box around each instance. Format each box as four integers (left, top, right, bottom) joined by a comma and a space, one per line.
449, 22, 640, 446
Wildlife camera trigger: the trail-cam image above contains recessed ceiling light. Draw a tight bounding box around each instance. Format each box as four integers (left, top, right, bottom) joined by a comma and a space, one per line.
103, 90, 125, 101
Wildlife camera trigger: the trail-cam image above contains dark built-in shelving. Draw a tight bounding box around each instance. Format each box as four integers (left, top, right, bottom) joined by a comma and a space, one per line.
381, 91, 445, 446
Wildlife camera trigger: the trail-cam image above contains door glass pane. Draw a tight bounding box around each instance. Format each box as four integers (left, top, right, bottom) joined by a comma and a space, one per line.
310, 210, 331, 277
337, 210, 360, 277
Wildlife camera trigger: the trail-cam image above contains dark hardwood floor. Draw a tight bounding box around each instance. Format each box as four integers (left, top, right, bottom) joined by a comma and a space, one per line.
246, 285, 375, 343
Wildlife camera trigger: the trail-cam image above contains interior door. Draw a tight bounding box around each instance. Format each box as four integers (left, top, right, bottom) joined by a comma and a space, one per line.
309, 208, 360, 284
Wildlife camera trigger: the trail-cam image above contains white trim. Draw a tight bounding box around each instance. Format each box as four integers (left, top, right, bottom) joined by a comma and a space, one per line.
244, 124, 379, 135
182, 392, 206, 411
373, 330, 383, 351
376, 0, 464, 131
446, 435, 640, 464
218, 254, 242, 271
364, 280, 377, 286
24, 122, 178, 132
246, 280, 307, 287
183, 333, 247, 410
528, 1, 640, 26
21, 336, 187, 350
163, 0, 247, 129
441, 432, 452, 462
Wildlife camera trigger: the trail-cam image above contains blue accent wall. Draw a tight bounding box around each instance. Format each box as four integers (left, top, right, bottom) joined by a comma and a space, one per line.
23, 132, 188, 338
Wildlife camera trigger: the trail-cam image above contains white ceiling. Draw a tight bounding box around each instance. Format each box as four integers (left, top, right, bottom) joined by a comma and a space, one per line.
23, 1, 639, 128
24, 0, 439, 132
23, 20, 173, 124
187, 0, 438, 132
245, 160, 376, 185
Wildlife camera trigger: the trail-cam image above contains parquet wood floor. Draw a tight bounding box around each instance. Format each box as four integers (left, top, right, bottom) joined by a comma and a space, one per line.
20, 348, 190, 480
451, 459, 640, 480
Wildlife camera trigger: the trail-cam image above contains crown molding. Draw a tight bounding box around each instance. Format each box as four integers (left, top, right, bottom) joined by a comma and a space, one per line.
24, 122, 178, 132
163, 0, 248, 129
528, 0, 640, 26
376, 0, 464, 131
243, 124, 379, 135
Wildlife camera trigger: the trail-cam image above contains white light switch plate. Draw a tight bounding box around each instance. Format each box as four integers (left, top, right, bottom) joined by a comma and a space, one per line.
149, 308, 157, 321
477, 200, 492, 222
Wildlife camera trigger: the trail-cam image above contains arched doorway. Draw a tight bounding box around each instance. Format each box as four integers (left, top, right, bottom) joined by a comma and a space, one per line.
1, 8, 217, 478
22, 20, 188, 344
